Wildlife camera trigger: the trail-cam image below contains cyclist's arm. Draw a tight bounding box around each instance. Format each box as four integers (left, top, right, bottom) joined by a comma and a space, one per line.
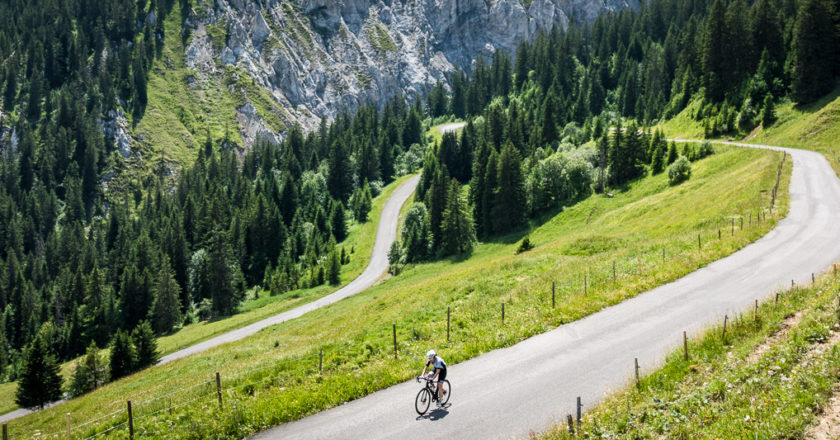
420, 363, 429, 377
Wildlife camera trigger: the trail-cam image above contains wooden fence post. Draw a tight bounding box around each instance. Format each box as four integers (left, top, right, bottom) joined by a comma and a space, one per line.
447, 306, 451, 342
502, 302, 505, 324
567, 415, 575, 434
749, 212, 751, 225
812, 273, 815, 284
722, 315, 728, 342
2, 423, 6, 440
731, 218, 734, 236
319, 349, 323, 374
698, 233, 701, 250
576, 396, 582, 427
775, 292, 779, 305
638, 252, 642, 275
683, 331, 688, 360
754, 300, 759, 323
393, 324, 397, 359
662, 248, 665, 261
552, 281, 556, 308
613, 261, 616, 283
66, 413, 71, 440
634, 358, 640, 387
718, 229, 721, 240
740, 217, 743, 230
127, 400, 134, 440
584, 275, 587, 295
216, 372, 223, 409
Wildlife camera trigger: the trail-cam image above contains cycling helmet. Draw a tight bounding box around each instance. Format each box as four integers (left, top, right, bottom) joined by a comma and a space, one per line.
426, 349, 436, 359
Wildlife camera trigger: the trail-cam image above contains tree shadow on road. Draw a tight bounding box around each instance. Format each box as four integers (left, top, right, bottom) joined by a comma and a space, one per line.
416, 404, 450, 421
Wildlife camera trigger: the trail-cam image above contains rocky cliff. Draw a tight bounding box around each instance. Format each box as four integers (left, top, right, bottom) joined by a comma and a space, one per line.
183, 0, 637, 146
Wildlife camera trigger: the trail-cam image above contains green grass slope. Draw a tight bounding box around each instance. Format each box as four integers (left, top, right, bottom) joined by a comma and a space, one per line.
539, 267, 840, 439
661, 86, 840, 177
9, 145, 789, 439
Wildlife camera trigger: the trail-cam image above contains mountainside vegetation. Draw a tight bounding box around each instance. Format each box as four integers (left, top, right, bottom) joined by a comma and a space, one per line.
1, 0, 839, 421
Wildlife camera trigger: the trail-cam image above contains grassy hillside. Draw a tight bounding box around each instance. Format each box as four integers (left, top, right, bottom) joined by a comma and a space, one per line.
6, 144, 791, 439
539, 267, 840, 439
0, 175, 411, 417
660, 86, 840, 177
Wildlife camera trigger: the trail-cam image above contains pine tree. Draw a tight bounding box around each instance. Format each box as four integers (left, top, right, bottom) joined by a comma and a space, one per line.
109, 329, 136, 381
401, 203, 431, 262
132, 321, 159, 369
440, 179, 476, 256
326, 250, 341, 285
329, 201, 348, 242
666, 141, 679, 165
491, 143, 526, 234
67, 343, 107, 397
150, 256, 182, 334
701, 0, 728, 102
789, 0, 839, 103
15, 335, 63, 409
761, 95, 776, 127
540, 91, 558, 146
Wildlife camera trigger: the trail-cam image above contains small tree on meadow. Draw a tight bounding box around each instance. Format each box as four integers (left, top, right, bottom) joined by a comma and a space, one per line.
668, 156, 692, 185
15, 335, 63, 409
132, 321, 159, 369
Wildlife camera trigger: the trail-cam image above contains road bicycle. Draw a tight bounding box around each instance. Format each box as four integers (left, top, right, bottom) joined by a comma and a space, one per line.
414, 376, 451, 415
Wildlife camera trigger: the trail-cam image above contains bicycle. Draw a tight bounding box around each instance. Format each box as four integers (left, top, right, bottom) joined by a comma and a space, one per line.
414, 376, 451, 415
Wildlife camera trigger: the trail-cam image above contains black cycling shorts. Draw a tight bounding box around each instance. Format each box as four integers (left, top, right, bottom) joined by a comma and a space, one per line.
437, 367, 447, 382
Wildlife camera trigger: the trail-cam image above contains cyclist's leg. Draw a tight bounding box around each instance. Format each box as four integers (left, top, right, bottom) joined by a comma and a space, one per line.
437, 368, 447, 400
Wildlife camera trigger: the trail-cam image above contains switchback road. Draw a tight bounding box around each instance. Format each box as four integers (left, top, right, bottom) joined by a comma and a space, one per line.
252, 142, 840, 440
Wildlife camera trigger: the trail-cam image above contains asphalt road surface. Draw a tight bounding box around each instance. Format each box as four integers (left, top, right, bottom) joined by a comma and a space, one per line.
252, 142, 840, 440
0, 175, 421, 424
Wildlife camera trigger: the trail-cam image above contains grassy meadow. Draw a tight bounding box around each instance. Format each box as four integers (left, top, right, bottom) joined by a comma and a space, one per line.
5, 144, 792, 439
538, 266, 840, 439
660, 86, 840, 177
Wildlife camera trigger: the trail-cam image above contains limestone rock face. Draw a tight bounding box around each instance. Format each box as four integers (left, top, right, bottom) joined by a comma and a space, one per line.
186, 0, 637, 145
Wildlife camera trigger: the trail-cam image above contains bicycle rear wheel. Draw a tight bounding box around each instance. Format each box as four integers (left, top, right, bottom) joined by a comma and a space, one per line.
439, 380, 451, 405
415, 388, 432, 415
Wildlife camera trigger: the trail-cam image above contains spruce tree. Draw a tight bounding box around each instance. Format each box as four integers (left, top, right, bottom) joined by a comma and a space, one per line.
666, 141, 679, 165
790, 0, 838, 103
67, 343, 107, 397
440, 179, 476, 256
326, 250, 341, 285
491, 143, 526, 234
150, 256, 182, 334
701, 0, 728, 102
540, 91, 558, 146
132, 321, 159, 369
16, 336, 63, 409
109, 329, 136, 381
330, 201, 348, 242
401, 203, 431, 262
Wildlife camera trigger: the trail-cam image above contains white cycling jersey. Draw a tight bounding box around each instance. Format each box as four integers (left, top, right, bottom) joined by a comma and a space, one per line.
427, 356, 446, 370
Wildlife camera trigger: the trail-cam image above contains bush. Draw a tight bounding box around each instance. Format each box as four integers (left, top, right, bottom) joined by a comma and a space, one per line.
516, 236, 535, 254
668, 156, 692, 185
696, 141, 714, 159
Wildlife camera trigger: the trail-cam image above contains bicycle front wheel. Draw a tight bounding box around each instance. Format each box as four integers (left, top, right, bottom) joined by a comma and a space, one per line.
415, 388, 432, 415
439, 380, 451, 405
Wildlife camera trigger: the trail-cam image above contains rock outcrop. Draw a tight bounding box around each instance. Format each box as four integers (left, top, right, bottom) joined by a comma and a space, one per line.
186, 0, 637, 144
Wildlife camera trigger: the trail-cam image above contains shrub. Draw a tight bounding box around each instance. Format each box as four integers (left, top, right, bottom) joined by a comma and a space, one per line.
668, 156, 692, 185
696, 141, 714, 159
516, 236, 535, 254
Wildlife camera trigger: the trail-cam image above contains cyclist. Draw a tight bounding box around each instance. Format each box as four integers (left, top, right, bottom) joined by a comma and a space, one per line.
420, 349, 447, 407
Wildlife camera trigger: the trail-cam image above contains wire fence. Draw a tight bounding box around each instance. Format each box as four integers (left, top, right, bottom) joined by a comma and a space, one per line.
3, 179, 787, 440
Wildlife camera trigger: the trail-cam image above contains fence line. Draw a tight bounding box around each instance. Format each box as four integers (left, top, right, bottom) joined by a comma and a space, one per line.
14, 208, 781, 439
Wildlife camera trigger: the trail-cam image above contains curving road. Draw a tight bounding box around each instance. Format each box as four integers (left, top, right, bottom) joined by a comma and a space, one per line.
252, 142, 840, 440
0, 175, 421, 424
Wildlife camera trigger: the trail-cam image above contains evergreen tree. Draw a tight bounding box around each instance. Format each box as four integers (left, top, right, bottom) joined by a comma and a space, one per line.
351, 183, 373, 222
540, 92, 558, 146
207, 231, 244, 317
790, 0, 839, 103
150, 256, 182, 334
109, 329, 136, 381
761, 95, 776, 127
401, 203, 431, 262
132, 321, 159, 369
15, 335, 63, 409
701, 0, 728, 102
666, 141, 679, 165
440, 179, 476, 256
491, 143, 526, 234
67, 343, 107, 397
330, 201, 348, 242
326, 250, 341, 285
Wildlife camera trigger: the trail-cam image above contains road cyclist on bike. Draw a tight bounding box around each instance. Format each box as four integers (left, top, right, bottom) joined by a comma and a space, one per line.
419, 349, 447, 407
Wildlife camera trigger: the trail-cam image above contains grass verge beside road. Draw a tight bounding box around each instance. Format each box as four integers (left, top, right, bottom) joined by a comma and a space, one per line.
9, 145, 790, 439
538, 267, 840, 439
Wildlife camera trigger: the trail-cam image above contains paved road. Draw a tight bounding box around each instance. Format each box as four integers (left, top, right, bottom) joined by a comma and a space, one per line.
252, 142, 840, 440
0, 175, 421, 424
